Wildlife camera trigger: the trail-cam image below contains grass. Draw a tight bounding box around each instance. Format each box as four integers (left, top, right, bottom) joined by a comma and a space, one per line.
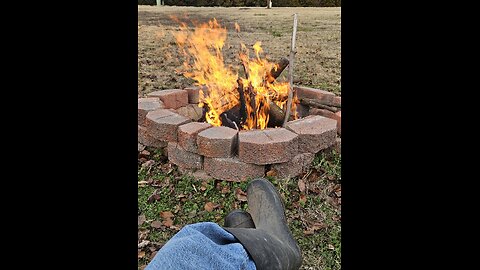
138, 148, 341, 269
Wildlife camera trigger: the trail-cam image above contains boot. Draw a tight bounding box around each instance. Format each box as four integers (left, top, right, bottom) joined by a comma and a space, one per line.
224, 209, 255, 228
224, 178, 302, 270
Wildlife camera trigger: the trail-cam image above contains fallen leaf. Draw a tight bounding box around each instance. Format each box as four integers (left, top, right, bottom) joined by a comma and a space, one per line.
138, 250, 146, 259
204, 202, 215, 212
138, 214, 146, 226
266, 169, 277, 177
138, 180, 149, 186
174, 205, 181, 213
147, 190, 161, 203
138, 240, 150, 249
328, 244, 335, 250
221, 186, 230, 194
298, 179, 306, 193
235, 188, 247, 202
151, 221, 163, 229
140, 150, 151, 156
162, 218, 173, 227
304, 229, 315, 235
160, 211, 174, 219
142, 160, 155, 168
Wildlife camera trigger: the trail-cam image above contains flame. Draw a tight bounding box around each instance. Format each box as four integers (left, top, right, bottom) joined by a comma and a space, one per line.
173, 18, 298, 130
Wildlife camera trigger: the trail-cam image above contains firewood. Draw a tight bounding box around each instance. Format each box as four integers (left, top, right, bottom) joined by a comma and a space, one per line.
268, 101, 285, 127
266, 57, 289, 83
237, 79, 247, 123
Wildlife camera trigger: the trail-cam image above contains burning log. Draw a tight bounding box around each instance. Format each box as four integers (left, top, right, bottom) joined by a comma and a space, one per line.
268, 101, 285, 127
220, 106, 241, 130
300, 98, 339, 113
266, 57, 289, 83
237, 79, 247, 123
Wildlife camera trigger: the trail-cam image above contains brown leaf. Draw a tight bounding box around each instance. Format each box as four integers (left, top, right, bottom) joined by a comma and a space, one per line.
235, 188, 247, 202
200, 181, 208, 191
303, 229, 315, 235
162, 218, 173, 227
147, 190, 161, 203
266, 169, 277, 177
140, 150, 151, 156
160, 211, 174, 219
151, 221, 163, 229
298, 179, 306, 193
221, 185, 231, 194
138, 214, 146, 226
138, 250, 146, 259
204, 202, 215, 212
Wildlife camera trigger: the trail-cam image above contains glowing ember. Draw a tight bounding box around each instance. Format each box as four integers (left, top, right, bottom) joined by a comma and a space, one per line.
173, 18, 298, 130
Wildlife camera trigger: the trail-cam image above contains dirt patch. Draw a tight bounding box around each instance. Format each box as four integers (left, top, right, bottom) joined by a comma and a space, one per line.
138, 6, 341, 96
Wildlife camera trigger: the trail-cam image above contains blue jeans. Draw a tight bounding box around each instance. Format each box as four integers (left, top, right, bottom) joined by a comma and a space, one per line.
145, 222, 256, 270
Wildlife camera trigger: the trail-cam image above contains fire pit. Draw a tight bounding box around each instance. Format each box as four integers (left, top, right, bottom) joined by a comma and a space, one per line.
138, 18, 341, 181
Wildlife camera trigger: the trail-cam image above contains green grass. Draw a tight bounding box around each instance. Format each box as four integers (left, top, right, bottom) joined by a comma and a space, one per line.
138, 148, 341, 269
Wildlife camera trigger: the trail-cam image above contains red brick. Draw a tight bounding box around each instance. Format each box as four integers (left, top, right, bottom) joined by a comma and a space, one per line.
285, 115, 337, 154
178, 122, 212, 153
145, 109, 191, 142
147, 89, 188, 109
197, 126, 238, 158
238, 128, 298, 165
184, 86, 208, 104
138, 125, 167, 148
176, 104, 204, 121
138, 98, 164, 126
204, 157, 264, 182
294, 85, 336, 104
272, 152, 315, 179
167, 142, 203, 170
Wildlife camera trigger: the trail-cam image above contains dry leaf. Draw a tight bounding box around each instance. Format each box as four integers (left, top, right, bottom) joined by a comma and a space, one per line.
138, 214, 146, 226
151, 221, 162, 229
204, 202, 215, 212
162, 218, 173, 227
235, 188, 247, 202
298, 179, 306, 193
221, 186, 230, 194
304, 229, 315, 235
160, 211, 174, 219
138, 240, 150, 249
138, 250, 146, 259
328, 244, 335, 250
266, 169, 277, 177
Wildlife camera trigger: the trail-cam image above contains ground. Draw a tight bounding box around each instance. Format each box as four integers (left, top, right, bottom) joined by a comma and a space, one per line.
138, 5, 341, 270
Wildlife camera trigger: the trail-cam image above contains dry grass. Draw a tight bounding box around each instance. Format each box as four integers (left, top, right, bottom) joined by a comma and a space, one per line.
138, 6, 341, 97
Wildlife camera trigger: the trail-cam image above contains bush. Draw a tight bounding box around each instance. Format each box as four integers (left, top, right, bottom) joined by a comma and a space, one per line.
138, 0, 156, 5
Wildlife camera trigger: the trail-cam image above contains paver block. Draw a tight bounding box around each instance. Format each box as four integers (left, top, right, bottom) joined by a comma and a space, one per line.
138, 125, 167, 148
146, 109, 191, 142
178, 122, 212, 153
138, 97, 164, 126
167, 142, 203, 170
294, 85, 336, 105
147, 89, 188, 109
285, 115, 337, 154
204, 157, 265, 182
272, 152, 315, 179
238, 128, 298, 165
197, 126, 238, 158
176, 104, 204, 122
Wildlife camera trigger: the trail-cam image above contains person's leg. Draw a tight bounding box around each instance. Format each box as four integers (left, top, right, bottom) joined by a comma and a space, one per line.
145, 222, 256, 270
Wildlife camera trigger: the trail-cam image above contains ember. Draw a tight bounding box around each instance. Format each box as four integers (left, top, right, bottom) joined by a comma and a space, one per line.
173, 18, 298, 130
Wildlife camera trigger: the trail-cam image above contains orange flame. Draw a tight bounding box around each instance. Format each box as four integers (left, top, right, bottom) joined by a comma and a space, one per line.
173, 18, 298, 130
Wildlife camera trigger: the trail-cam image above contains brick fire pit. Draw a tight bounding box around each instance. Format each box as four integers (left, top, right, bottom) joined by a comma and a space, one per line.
138, 86, 341, 181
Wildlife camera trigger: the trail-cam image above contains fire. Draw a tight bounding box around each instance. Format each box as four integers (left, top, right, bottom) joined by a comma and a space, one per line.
173, 18, 298, 130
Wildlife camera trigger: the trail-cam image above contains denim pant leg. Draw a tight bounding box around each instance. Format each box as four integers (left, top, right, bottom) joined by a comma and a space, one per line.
145, 222, 256, 270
